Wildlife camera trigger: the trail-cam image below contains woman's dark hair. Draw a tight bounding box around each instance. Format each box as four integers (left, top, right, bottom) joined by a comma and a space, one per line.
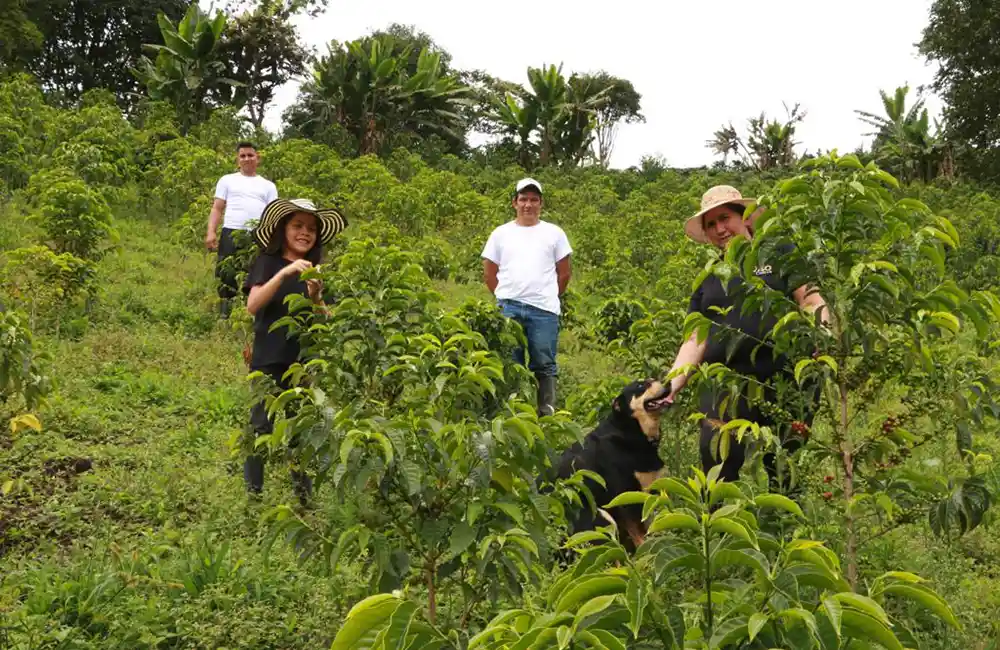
725, 202, 750, 217
702, 202, 749, 228
263, 213, 322, 264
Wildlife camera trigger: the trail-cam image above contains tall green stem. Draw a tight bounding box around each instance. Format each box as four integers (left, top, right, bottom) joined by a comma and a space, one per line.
703, 519, 714, 635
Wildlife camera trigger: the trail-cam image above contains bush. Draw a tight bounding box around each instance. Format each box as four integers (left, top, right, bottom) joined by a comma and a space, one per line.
1, 245, 95, 330
259, 240, 577, 627
411, 235, 457, 280
142, 137, 230, 220
0, 308, 51, 414
593, 296, 648, 344
35, 175, 116, 260
0, 117, 29, 188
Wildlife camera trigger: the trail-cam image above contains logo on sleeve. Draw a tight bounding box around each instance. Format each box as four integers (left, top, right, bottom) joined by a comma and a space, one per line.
753, 264, 773, 277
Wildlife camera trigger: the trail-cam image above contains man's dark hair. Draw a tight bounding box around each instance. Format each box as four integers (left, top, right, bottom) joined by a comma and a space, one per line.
236, 141, 257, 152
263, 214, 323, 264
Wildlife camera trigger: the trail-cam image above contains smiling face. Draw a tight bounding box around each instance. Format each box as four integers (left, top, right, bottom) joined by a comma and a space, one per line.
283, 211, 318, 259
702, 203, 751, 249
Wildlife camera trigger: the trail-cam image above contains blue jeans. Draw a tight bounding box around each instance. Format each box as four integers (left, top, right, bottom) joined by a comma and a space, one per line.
498, 299, 559, 377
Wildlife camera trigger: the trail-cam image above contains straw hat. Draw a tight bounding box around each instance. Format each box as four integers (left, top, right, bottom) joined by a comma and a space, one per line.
252, 198, 348, 249
684, 185, 756, 244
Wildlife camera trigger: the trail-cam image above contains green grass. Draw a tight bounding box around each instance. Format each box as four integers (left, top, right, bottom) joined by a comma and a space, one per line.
3, 212, 1000, 648
0, 217, 363, 647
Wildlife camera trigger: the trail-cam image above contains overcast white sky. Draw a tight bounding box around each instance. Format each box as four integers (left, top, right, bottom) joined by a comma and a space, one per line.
259, 0, 941, 169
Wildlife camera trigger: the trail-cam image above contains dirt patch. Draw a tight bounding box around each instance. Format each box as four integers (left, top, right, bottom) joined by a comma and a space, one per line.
0, 456, 93, 557
43, 456, 93, 477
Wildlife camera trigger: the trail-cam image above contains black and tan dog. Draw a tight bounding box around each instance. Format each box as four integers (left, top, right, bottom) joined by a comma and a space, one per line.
555, 379, 670, 551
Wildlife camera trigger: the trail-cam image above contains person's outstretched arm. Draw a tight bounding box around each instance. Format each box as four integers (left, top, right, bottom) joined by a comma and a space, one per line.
665, 332, 708, 403
792, 284, 831, 329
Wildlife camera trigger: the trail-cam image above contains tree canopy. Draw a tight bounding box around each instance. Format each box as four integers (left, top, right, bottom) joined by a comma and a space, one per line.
215, 2, 311, 128
920, 0, 1000, 181
6, 0, 189, 109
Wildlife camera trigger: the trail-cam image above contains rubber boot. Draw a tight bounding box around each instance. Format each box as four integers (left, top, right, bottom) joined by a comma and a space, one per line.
536, 375, 556, 417
219, 298, 232, 320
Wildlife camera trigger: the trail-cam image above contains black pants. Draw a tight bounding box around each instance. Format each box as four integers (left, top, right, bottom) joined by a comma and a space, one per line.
698, 373, 818, 490
216, 227, 247, 301
245, 364, 312, 502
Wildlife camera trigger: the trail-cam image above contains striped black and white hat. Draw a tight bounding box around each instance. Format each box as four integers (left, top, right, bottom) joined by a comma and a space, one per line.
252, 198, 348, 249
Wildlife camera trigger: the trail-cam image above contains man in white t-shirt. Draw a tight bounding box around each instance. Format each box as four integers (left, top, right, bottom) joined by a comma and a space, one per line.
482, 178, 572, 416
205, 141, 278, 318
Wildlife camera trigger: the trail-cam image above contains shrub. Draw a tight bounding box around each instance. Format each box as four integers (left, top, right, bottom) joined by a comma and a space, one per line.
0, 117, 29, 188
593, 296, 648, 344
259, 240, 579, 628
411, 235, 457, 280
1, 245, 95, 330
0, 308, 51, 414
142, 137, 231, 220
34, 176, 116, 260
332, 467, 960, 649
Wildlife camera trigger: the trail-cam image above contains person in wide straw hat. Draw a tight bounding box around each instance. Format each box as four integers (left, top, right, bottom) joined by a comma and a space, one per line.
662, 185, 827, 492
683, 184, 758, 246
240, 197, 348, 504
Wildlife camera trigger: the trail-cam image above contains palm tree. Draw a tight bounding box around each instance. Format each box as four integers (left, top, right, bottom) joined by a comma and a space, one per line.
855, 85, 949, 183
707, 124, 742, 167
706, 103, 804, 171
492, 63, 609, 168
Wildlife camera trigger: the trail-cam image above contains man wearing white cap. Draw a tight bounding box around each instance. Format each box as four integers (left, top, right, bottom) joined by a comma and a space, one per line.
482, 178, 572, 415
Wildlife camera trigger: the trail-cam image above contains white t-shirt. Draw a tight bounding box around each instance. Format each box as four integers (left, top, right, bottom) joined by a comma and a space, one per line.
214, 172, 278, 230
481, 220, 573, 315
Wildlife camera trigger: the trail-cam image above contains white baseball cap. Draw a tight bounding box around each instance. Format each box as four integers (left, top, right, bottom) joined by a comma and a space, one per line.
515, 177, 543, 195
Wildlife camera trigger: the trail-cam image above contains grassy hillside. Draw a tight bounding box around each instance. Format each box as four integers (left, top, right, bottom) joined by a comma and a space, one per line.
4, 77, 1000, 648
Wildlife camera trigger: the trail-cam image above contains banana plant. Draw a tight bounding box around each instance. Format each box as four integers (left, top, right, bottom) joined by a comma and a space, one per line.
290, 34, 470, 156
493, 63, 613, 169
398, 49, 472, 151
132, 1, 239, 134
491, 93, 538, 169
525, 64, 570, 166
855, 85, 950, 183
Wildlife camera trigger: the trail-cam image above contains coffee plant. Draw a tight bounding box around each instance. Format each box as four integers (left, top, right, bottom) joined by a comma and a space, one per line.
0, 309, 51, 416
1, 245, 95, 330
593, 296, 648, 344
255, 239, 583, 626
330, 467, 958, 649
33, 174, 117, 260
684, 152, 1000, 585
0, 308, 51, 485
